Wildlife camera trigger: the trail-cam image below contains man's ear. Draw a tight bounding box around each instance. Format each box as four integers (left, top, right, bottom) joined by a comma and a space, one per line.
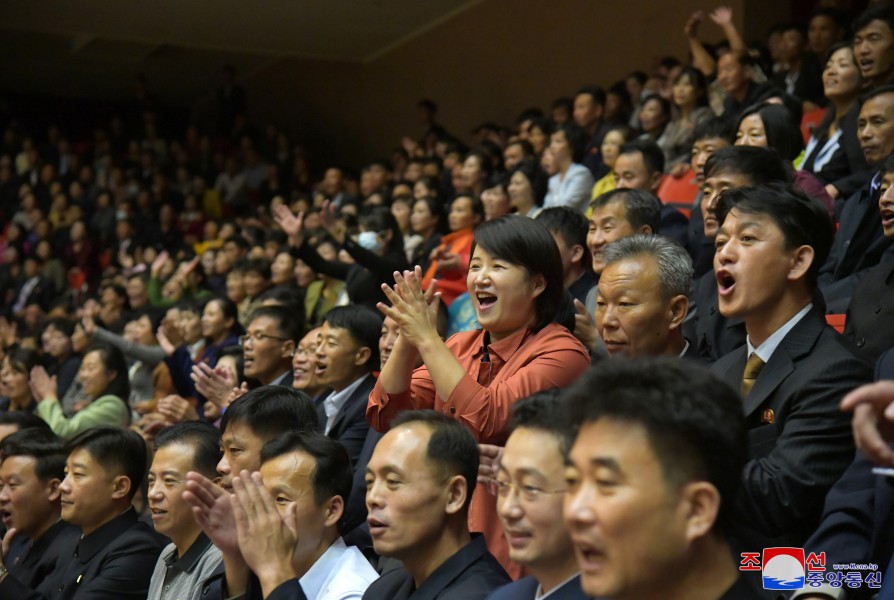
650, 171, 663, 194
47, 478, 62, 502
638, 224, 654, 235
571, 244, 585, 266
679, 481, 721, 543
323, 495, 345, 529
787, 245, 815, 283
353, 346, 371, 367
111, 475, 132, 501
444, 474, 468, 516
667, 294, 689, 329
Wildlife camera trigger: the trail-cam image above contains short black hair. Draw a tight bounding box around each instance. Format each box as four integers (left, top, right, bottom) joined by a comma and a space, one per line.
473, 215, 564, 332
220, 385, 320, 440
0, 428, 66, 482
692, 117, 736, 145
564, 357, 747, 535
575, 85, 607, 107
154, 422, 222, 479
618, 139, 665, 175
555, 124, 589, 163
704, 146, 790, 186
44, 317, 75, 338
261, 431, 353, 528
243, 258, 272, 280
536, 206, 589, 251
391, 410, 479, 512
249, 305, 304, 344
551, 96, 574, 114
811, 6, 848, 31
0, 411, 51, 432
717, 183, 834, 289
322, 305, 384, 371
510, 389, 573, 456
592, 188, 662, 234
862, 83, 894, 104
854, 4, 894, 38
737, 103, 804, 162
66, 427, 147, 500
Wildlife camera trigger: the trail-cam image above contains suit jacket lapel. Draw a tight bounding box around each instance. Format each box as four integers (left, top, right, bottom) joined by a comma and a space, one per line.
742, 308, 824, 416
327, 375, 374, 436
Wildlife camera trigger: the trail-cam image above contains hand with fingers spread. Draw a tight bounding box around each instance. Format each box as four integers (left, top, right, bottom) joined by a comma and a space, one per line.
183, 472, 241, 557
320, 200, 346, 244
156, 326, 177, 356
841, 381, 894, 466
378, 267, 441, 350
273, 204, 306, 247
685, 10, 703, 37
151, 250, 171, 278
709, 6, 733, 27
192, 363, 237, 407
477, 444, 503, 496
231, 471, 300, 596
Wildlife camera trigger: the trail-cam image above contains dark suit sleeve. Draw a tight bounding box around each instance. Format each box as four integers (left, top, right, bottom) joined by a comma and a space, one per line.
291, 239, 351, 281
736, 352, 870, 538
0, 575, 54, 600
803, 452, 878, 566
72, 537, 162, 599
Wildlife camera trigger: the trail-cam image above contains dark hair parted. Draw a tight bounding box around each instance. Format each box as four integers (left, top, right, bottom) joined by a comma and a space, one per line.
261, 431, 353, 528
84, 343, 130, 403
0, 428, 66, 482
555, 124, 589, 164
563, 357, 747, 535
510, 389, 573, 456
154, 421, 222, 479
65, 427, 148, 500
716, 183, 834, 289
737, 103, 804, 162
511, 159, 548, 206
618, 139, 665, 174
692, 116, 736, 145
221, 385, 320, 441
250, 305, 305, 344
854, 4, 894, 38
472, 215, 564, 333
390, 410, 479, 511
704, 146, 791, 186
322, 305, 384, 371
591, 188, 662, 234
0, 411, 51, 432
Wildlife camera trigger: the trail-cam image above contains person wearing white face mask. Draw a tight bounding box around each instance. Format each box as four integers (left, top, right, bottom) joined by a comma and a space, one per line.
276, 202, 409, 311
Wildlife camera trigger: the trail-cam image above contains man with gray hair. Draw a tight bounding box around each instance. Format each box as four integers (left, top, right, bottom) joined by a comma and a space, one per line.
594, 234, 698, 359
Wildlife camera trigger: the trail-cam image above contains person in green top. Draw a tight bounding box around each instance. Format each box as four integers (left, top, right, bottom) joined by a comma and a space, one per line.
30, 343, 130, 439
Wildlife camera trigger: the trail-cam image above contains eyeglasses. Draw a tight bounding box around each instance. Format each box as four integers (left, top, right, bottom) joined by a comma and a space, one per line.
240, 332, 290, 345
494, 479, 567, 502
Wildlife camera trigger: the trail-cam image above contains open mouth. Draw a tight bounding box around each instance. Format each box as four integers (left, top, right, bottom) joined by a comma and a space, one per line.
476, 292, 497, 310
882, 208, 894, 228
367, 517, 388, 536
314, 363, 327, 377
573, 539, 608, 573
0, 510, 12, 525
716, 270, 736, 296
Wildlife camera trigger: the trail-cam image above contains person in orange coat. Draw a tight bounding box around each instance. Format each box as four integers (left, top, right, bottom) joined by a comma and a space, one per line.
370, 215, 591, 578
421, 194, 483, 306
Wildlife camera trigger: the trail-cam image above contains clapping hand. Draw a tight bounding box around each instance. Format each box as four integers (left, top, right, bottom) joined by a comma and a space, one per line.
841, 381, 894, 466
378, 267, 440, 349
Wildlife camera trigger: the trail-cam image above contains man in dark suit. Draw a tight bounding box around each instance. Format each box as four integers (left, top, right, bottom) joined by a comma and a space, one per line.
563, 358, 753, 599
794, 349, 894, 600
241, 306, 301, 388
486, 392, 586, 600
0, 429, 79, 595
819, 86, 894, 313
363, 410, 510, 600
687, 146, 789, 362
711, 184, 872, 552
312, 306, 381, 532
0, 427, 166, 599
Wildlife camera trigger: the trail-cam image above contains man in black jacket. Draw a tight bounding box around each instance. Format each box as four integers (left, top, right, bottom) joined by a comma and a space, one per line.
0, 429, 79, 594
0, 427, 166, 599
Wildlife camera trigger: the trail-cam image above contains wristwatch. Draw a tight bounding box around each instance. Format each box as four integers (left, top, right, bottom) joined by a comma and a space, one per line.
0, 561, 9, 584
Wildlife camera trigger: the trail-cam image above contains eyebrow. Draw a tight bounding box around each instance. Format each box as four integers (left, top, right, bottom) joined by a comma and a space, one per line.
588, 457, 623, 474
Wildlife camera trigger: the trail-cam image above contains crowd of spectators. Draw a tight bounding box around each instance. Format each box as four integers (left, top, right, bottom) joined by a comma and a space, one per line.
1, 2, 894, 600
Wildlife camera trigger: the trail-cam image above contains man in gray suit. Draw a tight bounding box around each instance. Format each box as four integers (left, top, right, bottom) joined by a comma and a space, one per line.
711, 184, 872, 553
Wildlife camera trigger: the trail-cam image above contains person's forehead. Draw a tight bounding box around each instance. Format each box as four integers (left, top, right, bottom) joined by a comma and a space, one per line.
615, 152, 646, 170
223, 422, 264, 446
248, 315, 280, 333
372, 423, 433, 471
705, 169, 753, 187
601, 255, 658, 287
151, 443, 195, 474
593, 200, 629, 222
860, 94, 894, 118
260, 450, 315, 488
0, 454, 38, 477
502, 427, 563, 471
857, 19, 894, 37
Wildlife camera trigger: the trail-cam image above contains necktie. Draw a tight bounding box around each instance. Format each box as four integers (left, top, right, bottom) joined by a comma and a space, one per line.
741, 353, 765, 398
